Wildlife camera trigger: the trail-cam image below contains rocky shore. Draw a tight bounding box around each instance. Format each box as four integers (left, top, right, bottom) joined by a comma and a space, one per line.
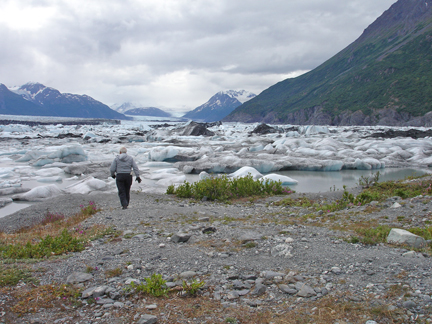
1, 186, 432, 323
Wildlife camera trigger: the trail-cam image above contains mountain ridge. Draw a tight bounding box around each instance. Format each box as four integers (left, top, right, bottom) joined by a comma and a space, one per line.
224, 0, 432, 126
183, 90, 256, 122
1, 82, 128, 120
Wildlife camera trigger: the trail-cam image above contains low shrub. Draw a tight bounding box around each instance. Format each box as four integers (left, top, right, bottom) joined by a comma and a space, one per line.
0, 229, 85, 259
353, 225, 392, 245
130, 273, 168, 297
41, 212, 65, 225
167, 174, 292, 201
182, 278, 205, 295
0, 265, 38, 287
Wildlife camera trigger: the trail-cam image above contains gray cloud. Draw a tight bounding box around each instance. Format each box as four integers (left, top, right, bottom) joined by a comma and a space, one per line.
0, 0, 396, 110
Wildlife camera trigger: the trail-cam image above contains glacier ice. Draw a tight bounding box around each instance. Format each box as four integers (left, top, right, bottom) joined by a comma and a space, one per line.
260, 174, 298, 185
229, 167, 263, 180
64, 176, 109, 194
14, 184, 64, 201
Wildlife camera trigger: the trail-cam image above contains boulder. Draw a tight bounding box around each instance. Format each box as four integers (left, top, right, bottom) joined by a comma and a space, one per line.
387, 228, 426, 248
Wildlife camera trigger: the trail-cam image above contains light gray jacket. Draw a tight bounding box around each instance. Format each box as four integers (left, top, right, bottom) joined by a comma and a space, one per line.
110, 153, 140, 177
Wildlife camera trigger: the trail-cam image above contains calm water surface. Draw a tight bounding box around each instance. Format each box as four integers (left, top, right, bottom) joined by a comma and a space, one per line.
0, 167, 429, 219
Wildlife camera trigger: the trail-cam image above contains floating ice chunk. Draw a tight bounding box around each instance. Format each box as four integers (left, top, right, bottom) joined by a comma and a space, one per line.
229, 167, 263, 180
147, 169, 182, 180
156, 175, 186, 187
199, 171, 211, 180
264, 144, 274, 151
0, 179, 21, 188
237, 148, 249, 155
285, 131, 300, 137
354, 158, 385, 170
65, 176, 79, 181
32, 158, 56, 167
365, 149, 378, 155
83, 131, 97, 139
151, 168, 179, 174
0, 168, 15, 179
16, 150, 45, 162
15, 184, 64, 201
36, 176, 63, 183
143, 162, 173, 167
301, 125, 329, 136
260, 174, 298, 185
0, 124, 32, 133
148, 146, 179, 161
0, 198, 13, 207
295, 148, 319, 156
64, 176, 109, 194
34, 167, 64, 177
250, 144, 264, 152
47, 144, 88, 163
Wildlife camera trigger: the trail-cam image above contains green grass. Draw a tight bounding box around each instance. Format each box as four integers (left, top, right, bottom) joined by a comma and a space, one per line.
275, 177, 432, 214
0, 265, 38, 287
0, 229, 85, 259
0, 201, 113, 261
129, 273, 169, 297
167, 174, 293, 201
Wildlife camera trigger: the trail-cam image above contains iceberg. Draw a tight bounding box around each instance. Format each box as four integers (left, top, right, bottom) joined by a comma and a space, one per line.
14, 184, 64, 201
36, 176, 63, 183
260, 174, 298, 185
34, 167, 64, 177
64, 176, 109, 194
155, 175, 187, 187
229, 166, 263, 179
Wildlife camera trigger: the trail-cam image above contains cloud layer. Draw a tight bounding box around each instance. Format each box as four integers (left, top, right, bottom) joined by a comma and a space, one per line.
0, 0, 396, 112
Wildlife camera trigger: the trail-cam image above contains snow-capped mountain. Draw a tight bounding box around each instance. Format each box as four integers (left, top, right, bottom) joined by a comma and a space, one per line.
6, 82, 127, 119
124, 107, 172, 117
183, 90, 256, 122
111, 102, 172, 117
110, 102, 141, 114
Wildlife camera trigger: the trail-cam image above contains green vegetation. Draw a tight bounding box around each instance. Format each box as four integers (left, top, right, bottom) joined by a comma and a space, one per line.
129, 273, 169, 297
0, 229, 84, 259
349, 225, 392, 245
226, 16, 432, 123
166, 174, 292, 201
0, 201, 111, 261
182, 279, 205, 296
0, 265, 38, 287
105, 267, 123, 278
276, 177, 432, 213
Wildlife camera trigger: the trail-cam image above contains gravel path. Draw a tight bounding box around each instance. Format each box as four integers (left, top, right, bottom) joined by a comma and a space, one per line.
1, 187, 432, 323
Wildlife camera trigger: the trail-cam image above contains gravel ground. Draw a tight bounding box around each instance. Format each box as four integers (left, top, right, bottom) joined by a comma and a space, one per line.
1, 185, 432, 323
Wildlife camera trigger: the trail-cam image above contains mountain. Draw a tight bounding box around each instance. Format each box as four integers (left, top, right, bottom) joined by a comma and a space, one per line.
8, 83, 128, 120
111, 102, 171, 117
183, 90, 256, 122
224, 0, 432, 126
124, 107, 172, 117
0, 84, 54, 117
110, 102, 139, 114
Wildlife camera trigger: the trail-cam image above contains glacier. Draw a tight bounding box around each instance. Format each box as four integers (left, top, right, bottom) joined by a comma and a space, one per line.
0, 118, 431, 217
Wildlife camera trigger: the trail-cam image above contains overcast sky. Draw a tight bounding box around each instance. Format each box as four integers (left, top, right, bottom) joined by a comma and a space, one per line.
0, 0, 396, 113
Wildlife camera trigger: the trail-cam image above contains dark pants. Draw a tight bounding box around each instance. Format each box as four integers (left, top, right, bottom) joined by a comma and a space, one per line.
116, 173, 133, 208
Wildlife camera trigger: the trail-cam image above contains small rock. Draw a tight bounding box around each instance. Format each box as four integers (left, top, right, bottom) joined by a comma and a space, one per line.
66, 272, 93, 284
137, 314, 158, 324
251, 283, 266, 296
179, 271, 196, 279
402, 300, 417, 309
171, 233, 192, 243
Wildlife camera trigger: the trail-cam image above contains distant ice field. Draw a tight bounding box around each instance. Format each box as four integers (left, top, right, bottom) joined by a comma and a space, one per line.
0, 118, 431, 218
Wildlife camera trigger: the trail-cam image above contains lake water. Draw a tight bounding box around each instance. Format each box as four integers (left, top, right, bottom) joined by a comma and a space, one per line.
0, 167, 430, 219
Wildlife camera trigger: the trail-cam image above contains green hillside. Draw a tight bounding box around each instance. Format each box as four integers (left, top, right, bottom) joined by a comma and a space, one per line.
224, 0, 432, 125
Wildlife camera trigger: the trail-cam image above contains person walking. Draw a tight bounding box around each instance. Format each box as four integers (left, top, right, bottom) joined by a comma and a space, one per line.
110, 147, 141, 209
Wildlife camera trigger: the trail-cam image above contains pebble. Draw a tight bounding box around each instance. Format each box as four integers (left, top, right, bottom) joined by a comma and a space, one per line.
1, 189, 432, 323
